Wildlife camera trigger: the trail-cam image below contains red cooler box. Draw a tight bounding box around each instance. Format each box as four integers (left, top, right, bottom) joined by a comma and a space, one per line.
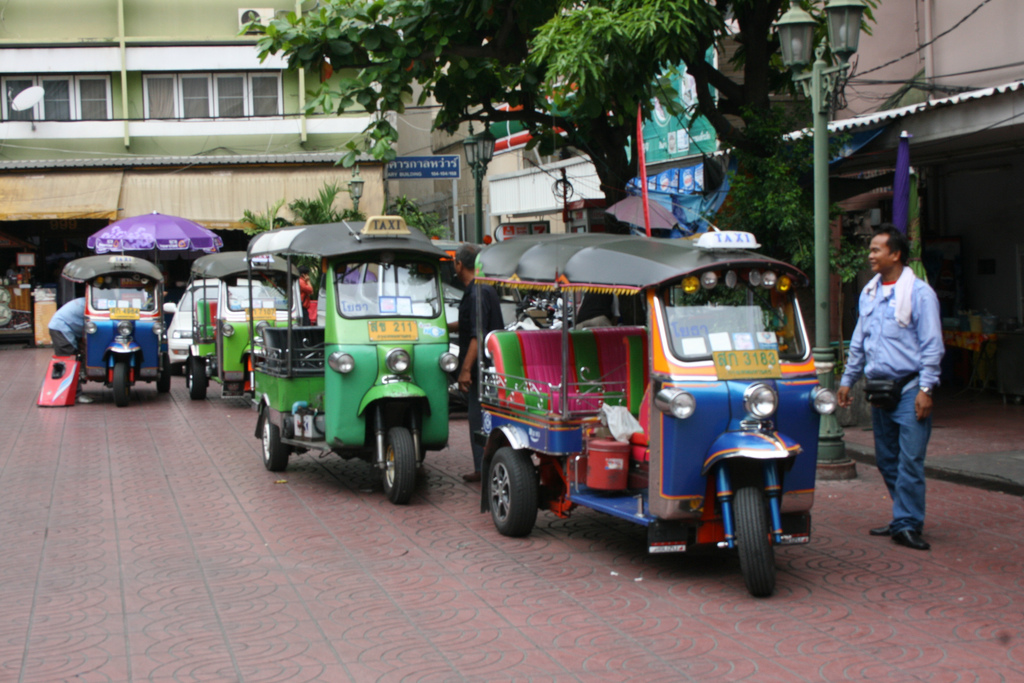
586, 438, 629, 490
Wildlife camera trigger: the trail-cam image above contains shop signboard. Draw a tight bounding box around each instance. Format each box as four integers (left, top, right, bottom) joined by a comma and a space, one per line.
641, 53, 718, 164
495, 221, 549, 242
385, 156, 461, 179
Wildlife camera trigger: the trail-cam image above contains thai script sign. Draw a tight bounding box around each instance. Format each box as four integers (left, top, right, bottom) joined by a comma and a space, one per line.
385, 156, 461, 179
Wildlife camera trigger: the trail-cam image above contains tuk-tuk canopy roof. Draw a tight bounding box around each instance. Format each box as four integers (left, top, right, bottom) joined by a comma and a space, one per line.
475, 233, 808, 293
247, 219, 448, 261
62, 254, 164, 283
190, 251, 295, 279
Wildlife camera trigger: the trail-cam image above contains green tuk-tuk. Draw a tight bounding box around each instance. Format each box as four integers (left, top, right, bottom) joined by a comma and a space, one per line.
247, 216, 457, 504
169, 251, 297, 400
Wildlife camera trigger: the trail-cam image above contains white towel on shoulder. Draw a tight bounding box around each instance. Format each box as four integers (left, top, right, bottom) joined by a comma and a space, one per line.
862, 266, 916, 327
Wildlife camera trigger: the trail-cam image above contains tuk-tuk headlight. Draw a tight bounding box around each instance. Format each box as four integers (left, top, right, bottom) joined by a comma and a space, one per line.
221, 322, 235, 337
655, 388, 696, 420
748, 270, 763, 287
744, 383, 777, 419
682, 276, 700, 294
811, 387, 837, 415
762, 271, 777, 288
85, 321, 98, 335
386, 348, 411, 374
152, 321, 164, 336
777, 275, 793, 292
439, 352, 459, 373
117, 320, 134, 336
255, 321, 269, 342
701, 271, 718, 290
328, 352, 355, 374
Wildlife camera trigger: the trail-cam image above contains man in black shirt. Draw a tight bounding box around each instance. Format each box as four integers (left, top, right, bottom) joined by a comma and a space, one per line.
449, 244, 504, 482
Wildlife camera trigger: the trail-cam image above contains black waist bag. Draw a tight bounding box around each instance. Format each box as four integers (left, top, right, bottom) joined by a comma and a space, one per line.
864, 373, 918, 411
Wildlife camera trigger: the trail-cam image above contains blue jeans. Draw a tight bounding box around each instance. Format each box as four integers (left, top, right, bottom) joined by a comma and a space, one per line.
871, 386, 932, 533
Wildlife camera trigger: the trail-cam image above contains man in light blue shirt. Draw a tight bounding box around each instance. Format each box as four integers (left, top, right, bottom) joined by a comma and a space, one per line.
48, 297, 86, 357
837, 226, 944, 551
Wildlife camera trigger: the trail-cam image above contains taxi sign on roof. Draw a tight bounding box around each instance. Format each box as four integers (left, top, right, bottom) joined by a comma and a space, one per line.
362, 215, 410, 236
695, 230, 761, 250
109, 255, 135, 268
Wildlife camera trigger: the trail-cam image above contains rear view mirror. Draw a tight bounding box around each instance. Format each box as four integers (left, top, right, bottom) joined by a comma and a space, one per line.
163, 302, 177, 314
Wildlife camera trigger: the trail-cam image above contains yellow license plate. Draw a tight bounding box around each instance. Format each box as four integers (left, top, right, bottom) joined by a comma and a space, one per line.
368, 320, 419, 342
109, 308, 140, 320
712, 350, 782, 380
248, 308, 276, 321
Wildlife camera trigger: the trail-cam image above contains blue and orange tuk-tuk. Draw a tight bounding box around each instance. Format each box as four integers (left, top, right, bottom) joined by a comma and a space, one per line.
62, 254, 169, 406
473, 231, 837, 597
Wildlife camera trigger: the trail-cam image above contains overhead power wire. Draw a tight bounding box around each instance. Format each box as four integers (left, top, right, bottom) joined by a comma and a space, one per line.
857, 0, 997, 77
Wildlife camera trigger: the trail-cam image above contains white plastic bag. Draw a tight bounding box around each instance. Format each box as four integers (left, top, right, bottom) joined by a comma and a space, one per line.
600, 403, 643, 443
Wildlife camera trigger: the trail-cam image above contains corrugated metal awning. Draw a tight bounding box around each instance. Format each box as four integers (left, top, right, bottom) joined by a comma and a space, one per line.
0, 171, 123, 221
120, 167, 382, 230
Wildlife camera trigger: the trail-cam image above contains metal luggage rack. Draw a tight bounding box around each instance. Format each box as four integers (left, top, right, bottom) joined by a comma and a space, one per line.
256, 326, 325, 377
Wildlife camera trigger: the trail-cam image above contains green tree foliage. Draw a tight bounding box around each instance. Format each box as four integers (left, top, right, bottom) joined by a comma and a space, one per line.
388, 195, 447, 239
252, 0, 842, 204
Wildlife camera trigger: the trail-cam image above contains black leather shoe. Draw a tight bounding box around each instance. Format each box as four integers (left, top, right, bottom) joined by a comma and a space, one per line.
892, 530, 930, 550
869, 525, 891, 536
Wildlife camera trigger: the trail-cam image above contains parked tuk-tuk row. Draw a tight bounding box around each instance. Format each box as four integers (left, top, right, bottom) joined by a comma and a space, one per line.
46, 220, 836, 597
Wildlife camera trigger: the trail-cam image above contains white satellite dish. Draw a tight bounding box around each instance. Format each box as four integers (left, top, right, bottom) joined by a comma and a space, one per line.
11, 86, 44, 112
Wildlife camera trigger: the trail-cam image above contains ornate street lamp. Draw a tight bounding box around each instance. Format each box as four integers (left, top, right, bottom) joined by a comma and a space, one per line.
348, 165, 364, 215
463, 126, 496, 243
776, 0, 866, 472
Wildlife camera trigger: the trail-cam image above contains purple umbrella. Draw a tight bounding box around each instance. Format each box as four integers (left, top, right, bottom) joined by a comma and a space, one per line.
605, 195, 678, 230
892, 131, 912, 234
87, 212, 223, 255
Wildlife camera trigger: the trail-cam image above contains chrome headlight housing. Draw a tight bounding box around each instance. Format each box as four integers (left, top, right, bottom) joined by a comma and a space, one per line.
254, 321, 269, 342
85, 321, 98, 334
386, 348, 411, 374
744, 383, 778, 419
654, 388, 696, 420
328, 351, 355, 374
220, 322, 235, 337
152, 321, 165, 336
116, 320, 134, 336
439, 352, 459, 373
811, 387, 837, 415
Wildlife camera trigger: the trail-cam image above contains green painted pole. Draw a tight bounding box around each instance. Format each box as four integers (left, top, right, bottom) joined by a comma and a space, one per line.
810, 55, 848, 466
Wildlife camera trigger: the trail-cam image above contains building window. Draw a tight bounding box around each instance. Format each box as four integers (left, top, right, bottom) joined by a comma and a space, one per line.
2, 75, 111, 121
143, 73, 281, 119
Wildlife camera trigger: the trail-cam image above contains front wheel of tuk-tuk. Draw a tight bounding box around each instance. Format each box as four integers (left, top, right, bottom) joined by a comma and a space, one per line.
734, 485, 776, 598
489, 447, 538, 537
261, 412, 289, 472
382, 427, 417, 505
156, 353, 171, 393
112, 359, 130, 407
186, 355, 207, 400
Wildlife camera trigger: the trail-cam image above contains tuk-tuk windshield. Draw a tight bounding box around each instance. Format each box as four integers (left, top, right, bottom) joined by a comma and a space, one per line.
335, 259, 440, 319
90, 276, 158, 312
661, 278, 806, 361
226, 273, 289, 312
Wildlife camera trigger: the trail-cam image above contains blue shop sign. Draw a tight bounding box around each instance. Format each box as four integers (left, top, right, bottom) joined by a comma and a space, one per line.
385, 156, 461, 179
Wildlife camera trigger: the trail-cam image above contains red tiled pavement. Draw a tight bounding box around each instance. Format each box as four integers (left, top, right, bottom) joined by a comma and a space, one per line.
1, 346, 1023, 682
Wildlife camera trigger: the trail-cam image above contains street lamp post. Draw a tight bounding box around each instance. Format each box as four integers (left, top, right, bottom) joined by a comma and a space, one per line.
777, 0, 866, 471
463, 127, 496, 244
348, 165, 364, 215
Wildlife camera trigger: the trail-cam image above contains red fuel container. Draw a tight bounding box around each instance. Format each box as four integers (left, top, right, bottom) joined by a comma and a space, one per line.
585, 438, 629, 490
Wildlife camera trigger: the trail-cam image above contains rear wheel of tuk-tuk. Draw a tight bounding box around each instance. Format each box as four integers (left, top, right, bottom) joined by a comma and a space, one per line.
186, 355, 207, 400
382, 427, 416, 505
112, 360, 130, 407
261, 411, 289, 472
734, 485, 776, 598
489, 447, 538, 537
156, 353, 171, 394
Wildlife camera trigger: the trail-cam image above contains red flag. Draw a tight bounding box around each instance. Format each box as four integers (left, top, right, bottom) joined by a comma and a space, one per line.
637, 104, 651, 237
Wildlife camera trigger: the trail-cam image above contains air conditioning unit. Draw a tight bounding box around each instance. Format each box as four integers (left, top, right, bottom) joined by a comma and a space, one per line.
238, 8, 274, 33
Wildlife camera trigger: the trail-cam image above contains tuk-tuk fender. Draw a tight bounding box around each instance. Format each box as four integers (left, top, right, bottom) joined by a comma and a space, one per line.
357, 381, 429, 416
701, 430, 802, 476
106, 342, 140, 368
